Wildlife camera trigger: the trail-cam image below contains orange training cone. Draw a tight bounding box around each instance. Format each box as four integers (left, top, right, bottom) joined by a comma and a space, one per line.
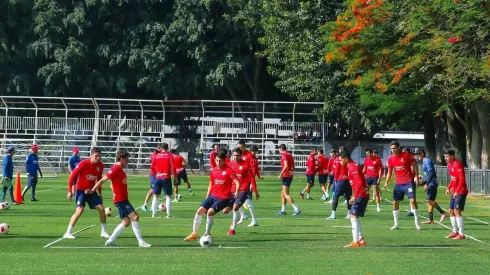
14, 173, 23, 203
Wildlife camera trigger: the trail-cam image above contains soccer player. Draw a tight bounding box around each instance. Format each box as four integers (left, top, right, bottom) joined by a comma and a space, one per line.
383, 141, 421, 230
209, 144, 219, 169
415, 149, 446, 224
402, 147, 416, 217
326, 147, 352, 220
227, 148, 251, 235
170, 149, 195, 202
63, 147, 110, 239
317, 149, 330, 200
22, 144, 43, 202
246, 145, 263, 226
339, 151, 369, 248
237, 141, 260, 226
184, 151, 240, 241
1, 147, 18, 204
363, 148, 383, 212
372, 150, 384, 202
325, 149, 338, 204
90, 149, 151, 247
444, 149, 467, 240
150, 143, 176, 218
141, 145, 160, 212
300, 148, 317, 200
68, 147, 81, 195
275, 144, 301, 216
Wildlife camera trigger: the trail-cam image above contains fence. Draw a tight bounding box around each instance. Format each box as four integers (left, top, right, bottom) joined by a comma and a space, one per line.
434, 166, 489, 196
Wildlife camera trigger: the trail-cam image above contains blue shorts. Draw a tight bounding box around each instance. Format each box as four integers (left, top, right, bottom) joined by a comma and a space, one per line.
149, 175, 155, 188
449, 194, 467, 211
201, 195, 230, 213
153, 178, 172, 196
318, 175, 327, 185
366, 177, 378, 186
75, 190, 102, 209
328, 175, 335, 185
114, 200, 135, 219
306, 174, 315, 185
426, 183, 438, 201
176, 170, 188, 185
334, 180, 352, 198
393, 182, 415, 201
282, 177, 293, 187
350, 197, 369, 217
233, 192, 248, 207
27, 175, 38, 187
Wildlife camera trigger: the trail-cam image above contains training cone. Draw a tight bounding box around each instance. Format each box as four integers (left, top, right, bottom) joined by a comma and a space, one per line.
14, 173, 23, 203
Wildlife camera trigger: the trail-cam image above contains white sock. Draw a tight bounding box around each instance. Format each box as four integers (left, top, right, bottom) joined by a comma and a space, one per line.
131, 221, 144, 243
301, 188, 306, 194
350, 217, 359, 243
101, 223, 107, 234
412, 208, 419, 225
192, 214, 202, 234
205, 215, 214, 235
306, 193, 311, 199
393, 210, 399, 226
66, 225, 73, 235
456, 217, 464, 235
245, 199, 257, 222
166, 197, 172, 216
330, 210, 336, 217
108, 223, 126, 243
151, 196, 158, 215
356, 219, 363, 239
376, 203, 380, 208
238, 207, 246, 218
231, 211, 239, 230
292, 203, 299, 211
281, 204, 286, 212
450, 216, 458, 233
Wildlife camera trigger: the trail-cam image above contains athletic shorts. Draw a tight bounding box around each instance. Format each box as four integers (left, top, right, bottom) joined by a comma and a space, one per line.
306, 174, 315, 185
75, 190, 102, 209
176, 170, 188, 185
449, 194, 467, 211
350, 197, 369, 217
365, 177, 378, 186
393, 182, 415, 201
282, 177, 293, 187
426, 183, 438, 201
153, 178, 172, 196
201, 195, 230, 213
114, 200, 135, 219
318, 175, 327, 185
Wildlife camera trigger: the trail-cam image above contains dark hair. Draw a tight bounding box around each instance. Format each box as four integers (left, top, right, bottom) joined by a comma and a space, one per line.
339, 146, 346, 151
116, 149, 130, 161
402, 147, 410, 153
170, 149, 177, 154
319, 149, 324, 154
217, 151, 227, 160
233, 148, 242, 155
278, 144, 287, 151
238, 140, 246, 145
250, 145, 259, 152
365, 148, 373, 153
330, 149, 338, 153
161, 143, 169, 150
311, 147, 317, 152
220, 148, 228, 155
91, 147, 101, 154
444, 148, 455, 156
390, 140, 400, 147
339, 151, 351, 159
154, 145, 161, 153
373, 149, 378, 154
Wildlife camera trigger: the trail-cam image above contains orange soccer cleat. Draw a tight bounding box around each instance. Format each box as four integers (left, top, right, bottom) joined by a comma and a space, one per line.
344, 242, 362, 248
422, 220, 434, 224
452, 234, 465, 240
446, 232, 458, 239
184, 233, 198, 242
359, 238, 366, 246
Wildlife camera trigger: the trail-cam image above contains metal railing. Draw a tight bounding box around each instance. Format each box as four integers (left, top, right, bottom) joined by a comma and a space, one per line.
434, 166, 489, 196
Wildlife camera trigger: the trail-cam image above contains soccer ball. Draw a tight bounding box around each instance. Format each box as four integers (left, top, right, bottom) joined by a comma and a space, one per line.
0, 223, 9, 234
177, 194, 183, 201
3, 202, 10, 209
105, 207, 112, 217
415, 175, 425, 185
158, 203, 166, 211
0, 203, 6, 211
199, 235, 213, 247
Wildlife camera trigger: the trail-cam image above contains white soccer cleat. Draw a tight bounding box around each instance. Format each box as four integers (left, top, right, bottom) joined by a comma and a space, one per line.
247, 221, 259, 227
165, 215, 174, 219
325, 200, 333, 204
415, 225, 421, 231
101, 232, 111, 239
63, 233, 75, 239
326, 214, 336, 220
390, 225, 399, 230
139, 241, 152, 248
105, 241, 118, 247
377, 206, 381, 213
341, 200, 348, 205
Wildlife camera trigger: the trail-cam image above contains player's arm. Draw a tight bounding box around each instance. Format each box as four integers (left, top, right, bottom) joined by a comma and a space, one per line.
67, 164, 82, 199
206, 180, 212, 198
255, 161, 263, 179
37, 164, 43, 178
183, 158, 195, 174
2, 157, 8, 180
90, 175, 109, 194
68, 158, 73, 173
454, 164, 466, 197
170, 155, 177, 181
233, 179, 241, 197
425, 163, 435, 185
97, 168, 103, 194
411, 159, 419, 186
278, 159, 288, 179
377, 162, 383, 184
25, 155, 30, 175
362, 161, 367, 175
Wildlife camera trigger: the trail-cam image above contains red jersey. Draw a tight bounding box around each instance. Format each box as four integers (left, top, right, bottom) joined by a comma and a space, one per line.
387, 151, 414, 184
334, 156, 348, 181
68, 159, 104, 193
347, 160, 370, 198
150, 151, 158, 176
152, 151, 176, 179
317, 154, 330, 175
306, 153, 317, 175
209, 166, 237, 199
229, 160, 250, 192
173, 154, 185, 174
280, 151, 294, 178
363, 156, 382, 178
106, 164, 128, 203
209, 151, 218, 168
249, 154, 260, 193
327, 157, 336, 175
241, 149, 253, 164
447, 160, 468, 195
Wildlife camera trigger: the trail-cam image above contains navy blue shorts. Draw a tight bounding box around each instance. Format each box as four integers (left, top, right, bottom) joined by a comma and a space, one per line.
176, 170, 188, 185
334, 180, 352, 198
233, 192, 248, 207
114, 200, 136, 219
426, 183, 438, 201
449, 194, 467, 211
365, 177, 378, 186
75, 190, 102, 209
201, 195, 230, 213
27, 175, 38, 187
282, 177, 293, 187
149, 175, 155, 188
328, 175, 335, 185
350, 197, 369, 217
306, 174, 315, 185
393, 182, 415, 201
318, 175, 327, 185
153, 178, 172, 196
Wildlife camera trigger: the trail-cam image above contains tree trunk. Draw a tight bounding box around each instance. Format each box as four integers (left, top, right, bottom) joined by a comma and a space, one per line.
434, 115, 449, 165
446, 108, 467, 166
469, 103, 482, 169
452, 104, 473, 168
423, 111, 436, 159
476, 100, 490, 169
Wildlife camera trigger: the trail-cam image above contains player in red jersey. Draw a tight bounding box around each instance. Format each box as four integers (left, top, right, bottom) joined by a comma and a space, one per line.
209, 144, 219, 169
237, 141, 261, 226
275, 144, 301, 216
327, 146, 352, 220
317, 149, 330, 200
184, 151, 240, 241
383, 141, 421, 230
89, 150, 151, 247
325, 149, 338, 204
150, 143, 176, 218
339, 151, 369, 248
363, 148, 383, 212
372, 150, 384, 202
141, 145, 161, 212
227, 148, 251, 235
300, 148, 317, 200
444, 149, 468, 240
170, 149, 195, 202
63, 147, 110, 239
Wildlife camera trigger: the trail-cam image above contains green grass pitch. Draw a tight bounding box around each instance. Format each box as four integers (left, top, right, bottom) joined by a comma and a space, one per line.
1, 174, 490, 275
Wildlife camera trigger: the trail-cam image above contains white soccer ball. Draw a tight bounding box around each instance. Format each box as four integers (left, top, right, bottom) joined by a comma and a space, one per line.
0, 203, 6, 211
105, 207, 112, 217
158, 203, 166, 211
3, 202, 10, 209
177, 194, 183, 201
199, 235, 213, 247
0, 223, 9, 234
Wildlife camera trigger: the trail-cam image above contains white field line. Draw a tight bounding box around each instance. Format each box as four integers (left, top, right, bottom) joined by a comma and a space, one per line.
48, 245, 461, 250
43, 225, 95, 248
37, 187, 65, 193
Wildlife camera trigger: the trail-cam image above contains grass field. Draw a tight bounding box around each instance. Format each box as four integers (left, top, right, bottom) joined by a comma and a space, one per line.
1, 174, 490, 275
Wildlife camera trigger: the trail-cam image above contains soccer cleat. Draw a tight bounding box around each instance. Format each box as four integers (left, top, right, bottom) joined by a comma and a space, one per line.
139, 241, 152, 247
101, 232, 111, 239
376, 206, 381, 213
12, 201, 19, 205
344, 242, 361, 248
31, 198, 39, 202
184, 233, 198, 241
63, 233, 76, 239
325, 200, 333, 205
324, 193, 330, 199
165, 215, 174, 218
439, 212, 447, 223
326, 214, 336, 220
105, 241, 118, 247
227, 229, 236, 236
292, 210, 302, 216
172, 198, 179, 203
422, 220, 434, 224
247, 222, 258, 227
406, 212, 414, 217
359, 238, 366, 246
320, 195, 326, 200
446, 232, 459, 239
300, 192, 304, 200
415, 225, 421, 231
390, 225, 399, 230
369, 199, 376, 203
141, 205, 147, 212
452, 234, 465, 240
275, 211, 286, 216
306, 197, 313, 200
341, 200, 347, 205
